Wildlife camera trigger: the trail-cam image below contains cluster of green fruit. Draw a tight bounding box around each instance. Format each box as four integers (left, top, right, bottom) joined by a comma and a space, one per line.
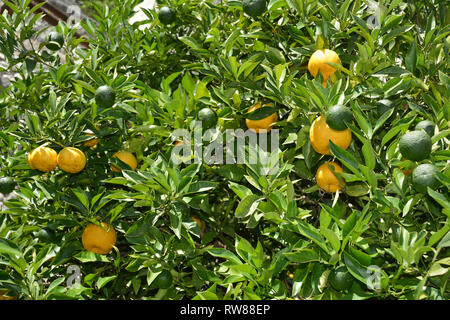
398, 120, 440, 194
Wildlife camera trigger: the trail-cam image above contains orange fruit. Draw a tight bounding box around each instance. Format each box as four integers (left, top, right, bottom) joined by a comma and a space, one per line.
309, 116, 352, 155
316, 161, 344, 193
84, 133, 99, 149
308, 49, 341, 87
27, 146, 58, 172
173, 140, 185, 146
399, 158, 414, 176
191, 215, 204, 230
111, 150, 138, 172
245, 102, 278, 133
81, 222, 117, 255
57, 147, 86, 173
27, 152, 35, 169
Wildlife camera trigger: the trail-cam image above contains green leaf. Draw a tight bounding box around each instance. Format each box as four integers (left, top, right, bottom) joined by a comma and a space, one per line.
205, 248, 242, 265
343, 252, 369, 285
373, 107, 395, 136
405, 38, 417, 73
362, 140, 376, 170
74, 251, 110, 263
321, 229, 341, 252
438, 231, 450, 249
381, 116, 415, 147
187, 181, 218, 194
342, 211, 358, 240
329, 140, 361, 177
96, 276, 117, 290
295, 220, 330, 253
283, 249, 320, 263
350, 101, 372, 138
235, 194, 261, 218
193, 291, 219, 300
169, 206, 183, 239
72, 188, 90, 212
427, 189, 450, 209
217, 165, 245, 182
429, 225, 450, 247
228, 181, 253, 199
179, 36, 208, 54
245, 106, 277, 120
0, 239, 22, 257
235, 235, 255, 265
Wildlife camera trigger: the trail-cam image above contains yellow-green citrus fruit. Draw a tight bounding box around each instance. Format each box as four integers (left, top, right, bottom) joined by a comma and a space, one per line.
198, 108, 218, 130
57, 147, 87, 173
325, 105, 353, 131
28, 146, 58, 172
82, 222, 117, 255
316, 161, 344, 193
84, 133, 99, 148
158, 6, 176, 25
412, 164, 441, 194
415, 120, 435, 137
111, 150, 138, 172
245, 102, 278, 133
242, 0, 266, 18
152, 270, 173, 289
308, 49, 341, 87
329, 266, 354, 291
95, 85, 116, 108
0, 177, 15, 195
309, 116, 352, 155
399, 130, 432, 161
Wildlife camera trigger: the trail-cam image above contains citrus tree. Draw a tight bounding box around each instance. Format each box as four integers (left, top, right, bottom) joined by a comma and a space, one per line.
0, 0, 449, 300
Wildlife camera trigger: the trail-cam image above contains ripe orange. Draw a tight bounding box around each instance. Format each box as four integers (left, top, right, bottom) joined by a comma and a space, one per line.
245, 102, 278, 133
111, 150, 138, 172
81, 222, 117, 255
57, 147, 86, 173
28, 146, 58, 172
27, 152, 35, 169
316, 161, 344, 193
308, 49, 341, 87
309, 116, 352, 155
173, 140, 185, 146
84, 133, 99, 149
191, 215, 204, 231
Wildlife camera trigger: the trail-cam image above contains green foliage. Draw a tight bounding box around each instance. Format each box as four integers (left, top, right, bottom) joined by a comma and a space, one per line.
0, 0, 449, 301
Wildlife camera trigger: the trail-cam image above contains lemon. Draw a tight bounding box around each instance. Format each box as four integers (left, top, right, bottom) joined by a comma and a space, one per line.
308, 49, 341, 87
309, 116, 352, 155
111, 150, 138, 172
28, 146, 58, 172
57, 147, 87, 173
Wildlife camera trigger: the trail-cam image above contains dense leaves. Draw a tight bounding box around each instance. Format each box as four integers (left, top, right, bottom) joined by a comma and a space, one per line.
0, 0, 449, 300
